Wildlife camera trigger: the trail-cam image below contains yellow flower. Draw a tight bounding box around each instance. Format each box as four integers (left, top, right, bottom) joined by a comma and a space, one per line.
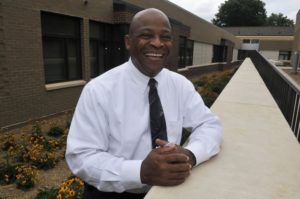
69, 190, 75, 196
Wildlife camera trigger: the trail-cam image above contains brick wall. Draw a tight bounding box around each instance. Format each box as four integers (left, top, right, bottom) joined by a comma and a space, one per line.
0, 0, 114, 128
114, 11, 134, 24
0, 2, 10, 100
0, 0, 242, 128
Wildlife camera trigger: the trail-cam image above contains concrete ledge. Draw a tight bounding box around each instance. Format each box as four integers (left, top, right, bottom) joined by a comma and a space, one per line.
145, 58, 300, 199
45, 80, 86, 91
178, 61, 241, 79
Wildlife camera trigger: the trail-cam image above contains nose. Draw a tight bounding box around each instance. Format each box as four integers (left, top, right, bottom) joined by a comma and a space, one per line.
150, 36, 163, 48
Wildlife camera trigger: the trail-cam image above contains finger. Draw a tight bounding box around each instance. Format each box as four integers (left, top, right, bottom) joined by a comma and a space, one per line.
167, 163, 192, 173
155, 139, 169, 147
155, 145, 176, 154
163, 153, 189, 163
167, 171, 190, 180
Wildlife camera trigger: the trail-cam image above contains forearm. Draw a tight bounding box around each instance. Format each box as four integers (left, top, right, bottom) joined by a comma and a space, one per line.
66, 148, 144, 192
182, 84, 223, 165
184, 118, 222, 165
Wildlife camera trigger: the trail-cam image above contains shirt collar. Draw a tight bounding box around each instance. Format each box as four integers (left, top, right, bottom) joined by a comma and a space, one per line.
127, 58, 165, 92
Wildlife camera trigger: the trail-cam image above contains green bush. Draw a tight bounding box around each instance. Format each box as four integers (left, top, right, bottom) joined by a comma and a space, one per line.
194, 70, 235, 107
15, 164, 37, 190
200, 88, 219, 107
35, 187, 58, 199
32, 123, 42, 136
1, 136, 17, 151
0, 164, 16, 185
48, 127, 64, 138
180, 128, 191, 145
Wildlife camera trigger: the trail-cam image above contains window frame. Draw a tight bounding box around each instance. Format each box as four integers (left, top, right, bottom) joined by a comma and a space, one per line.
41, 12, 82, 84
178, 36, 194, 68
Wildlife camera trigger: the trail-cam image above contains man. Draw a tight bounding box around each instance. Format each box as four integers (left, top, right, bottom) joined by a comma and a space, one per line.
66, 8, 222, 199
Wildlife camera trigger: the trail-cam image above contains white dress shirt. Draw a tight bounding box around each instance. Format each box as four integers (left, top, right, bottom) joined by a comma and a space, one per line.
66, 59, 222, 193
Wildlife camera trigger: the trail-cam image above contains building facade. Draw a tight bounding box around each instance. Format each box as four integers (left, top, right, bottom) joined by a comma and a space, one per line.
0, 0, 241, 128
294, 10, 300, 51
224, 26, 294, 64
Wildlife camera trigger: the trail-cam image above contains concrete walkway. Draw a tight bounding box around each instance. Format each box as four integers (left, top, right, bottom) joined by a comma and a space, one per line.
145, 58, 300, 199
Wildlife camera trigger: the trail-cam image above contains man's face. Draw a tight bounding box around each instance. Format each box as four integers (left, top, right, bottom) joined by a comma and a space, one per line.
125, 13, 173, 77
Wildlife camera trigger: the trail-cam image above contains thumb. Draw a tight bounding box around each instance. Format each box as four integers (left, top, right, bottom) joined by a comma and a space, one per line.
155, 138, 169, 147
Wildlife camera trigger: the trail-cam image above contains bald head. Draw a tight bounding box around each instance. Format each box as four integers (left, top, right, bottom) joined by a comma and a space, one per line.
129, 8, 171, 36
124, 8, 173, 77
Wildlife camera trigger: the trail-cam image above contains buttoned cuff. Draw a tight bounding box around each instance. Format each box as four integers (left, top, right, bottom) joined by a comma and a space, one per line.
185, 142, 211, 166
121, 160, 144, 190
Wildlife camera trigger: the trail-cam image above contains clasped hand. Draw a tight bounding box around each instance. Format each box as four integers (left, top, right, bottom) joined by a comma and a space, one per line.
140, 139, 194, 186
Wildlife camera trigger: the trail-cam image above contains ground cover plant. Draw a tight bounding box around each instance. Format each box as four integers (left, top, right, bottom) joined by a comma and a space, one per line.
0, 122, 68, 191
195, 69, 236, 107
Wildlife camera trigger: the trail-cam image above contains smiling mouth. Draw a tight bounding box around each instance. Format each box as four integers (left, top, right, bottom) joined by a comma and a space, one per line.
144, 53, 163, 58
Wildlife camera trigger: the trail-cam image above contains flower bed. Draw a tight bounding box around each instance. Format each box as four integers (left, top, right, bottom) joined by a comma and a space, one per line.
194, 69, 236, 107
0, 123, 67, 189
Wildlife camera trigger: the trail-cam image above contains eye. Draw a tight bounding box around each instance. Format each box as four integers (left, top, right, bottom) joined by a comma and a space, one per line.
160, 35, 172, 41
139, 33, 153, 39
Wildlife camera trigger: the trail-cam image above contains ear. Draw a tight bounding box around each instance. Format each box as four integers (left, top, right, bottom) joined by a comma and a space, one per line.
124, 34, 130, 50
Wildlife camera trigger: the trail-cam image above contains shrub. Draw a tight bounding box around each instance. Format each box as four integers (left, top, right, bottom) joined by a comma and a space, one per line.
26, 143, 57, 170
0, 146, 18, 185
16, 134, 59, 169
32, 123, 42, 136
59, 128, 69, 147
56, 176, 84, 199
0, 164, 16, 185
15, 164, 38, 190
194, 70, 235, 107
48, 127, 64, 138
1, 135, 17, 151
15, 143, 30, 163
35, 187, 58, 199
200, 88, 219, 107
180, 128, 191, 145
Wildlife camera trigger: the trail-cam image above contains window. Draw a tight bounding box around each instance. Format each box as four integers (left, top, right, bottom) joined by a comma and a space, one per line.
212, 45, 227, 62
89, 22, 106, 78
243, 39, 259, 44
278, 51, 291, 60
41, 12, 82, 84
178, 36, 194, 68
186, 40, 194, 66
89, 21, 128, 78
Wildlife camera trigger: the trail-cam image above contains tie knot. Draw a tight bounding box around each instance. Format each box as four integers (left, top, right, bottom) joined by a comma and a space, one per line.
148, 78, 157, 87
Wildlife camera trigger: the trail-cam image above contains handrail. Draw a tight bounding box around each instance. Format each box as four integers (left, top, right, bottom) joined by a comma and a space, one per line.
242, 50, 300, 143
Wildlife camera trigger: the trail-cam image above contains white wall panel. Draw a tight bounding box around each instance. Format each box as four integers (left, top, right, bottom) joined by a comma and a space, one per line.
193, 42, 213, 65
260, 50, 279, 60
233, 49, 238, 61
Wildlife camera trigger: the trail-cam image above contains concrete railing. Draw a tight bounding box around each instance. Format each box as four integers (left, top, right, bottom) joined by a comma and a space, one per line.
239, 50, 300, 143
145, 58, 300, 199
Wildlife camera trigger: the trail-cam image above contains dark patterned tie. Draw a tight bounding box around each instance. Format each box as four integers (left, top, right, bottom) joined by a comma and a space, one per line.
148, 78, 167, 148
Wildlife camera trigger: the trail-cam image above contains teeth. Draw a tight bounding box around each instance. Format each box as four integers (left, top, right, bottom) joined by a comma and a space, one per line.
145, 53, 163, 57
